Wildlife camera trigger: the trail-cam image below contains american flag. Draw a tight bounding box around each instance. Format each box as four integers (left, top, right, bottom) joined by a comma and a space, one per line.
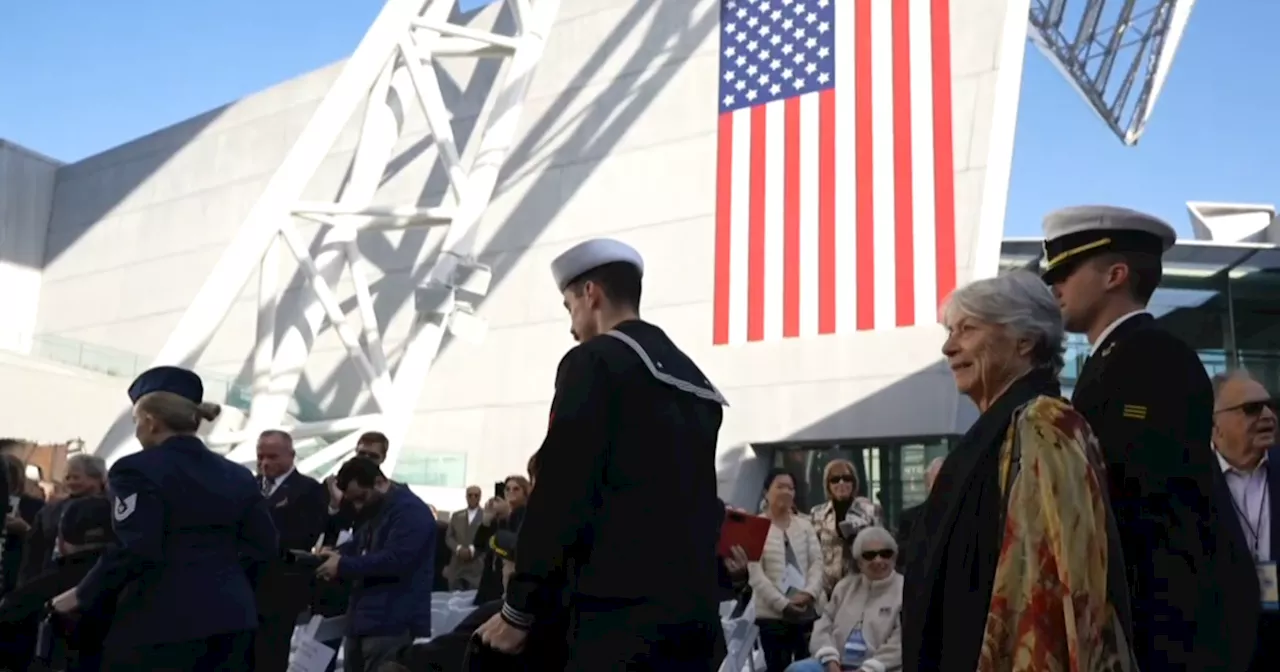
713, 0, 957, 345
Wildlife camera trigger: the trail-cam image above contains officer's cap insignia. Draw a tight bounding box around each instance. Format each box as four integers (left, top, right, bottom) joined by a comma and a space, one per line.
1121, 404, 1148, 420
113, 493, 138, 522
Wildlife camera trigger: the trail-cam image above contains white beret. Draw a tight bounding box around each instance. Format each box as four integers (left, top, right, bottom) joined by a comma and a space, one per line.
550, 238, 644, 292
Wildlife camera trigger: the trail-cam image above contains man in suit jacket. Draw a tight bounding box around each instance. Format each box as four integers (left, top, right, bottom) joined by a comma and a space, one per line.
254, 430, 329, 672
445, 485, 485, 591
1043, 206, 1256, 671
1210, 370, 1278, 670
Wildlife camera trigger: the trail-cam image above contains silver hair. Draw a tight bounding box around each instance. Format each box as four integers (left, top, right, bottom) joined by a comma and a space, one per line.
850, 525, 897, 559
940, 270, 1065, 373
65, 454, 107, 482
1211, 370, 1253, 399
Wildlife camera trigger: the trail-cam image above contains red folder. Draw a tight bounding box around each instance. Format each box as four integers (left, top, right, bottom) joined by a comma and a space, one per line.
717, 510, 771, 561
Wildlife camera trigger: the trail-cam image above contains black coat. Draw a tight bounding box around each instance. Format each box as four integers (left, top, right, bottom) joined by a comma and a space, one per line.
1213, 446, 1280, 671
256, 470, 328, 618
503, 320, 727, 667
895, 503, 924, 572
1072, 313, 1257, 671
0, 548, 113, 672
3, 495, 45, 594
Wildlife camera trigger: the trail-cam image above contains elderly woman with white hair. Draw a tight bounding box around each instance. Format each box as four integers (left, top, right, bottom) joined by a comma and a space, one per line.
900, 271, 1135, 672
17, 453, 107, 585
784, 526, 903, 672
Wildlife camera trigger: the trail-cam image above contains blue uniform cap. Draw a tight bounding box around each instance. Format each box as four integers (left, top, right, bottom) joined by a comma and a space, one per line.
127, 366, 204, 405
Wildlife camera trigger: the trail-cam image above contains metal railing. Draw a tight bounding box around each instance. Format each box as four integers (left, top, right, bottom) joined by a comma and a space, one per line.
26, 333, 253, 410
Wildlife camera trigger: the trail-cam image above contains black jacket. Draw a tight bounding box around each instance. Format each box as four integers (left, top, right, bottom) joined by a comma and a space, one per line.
1072, 313, 1256, 671
504, 320, 727, 632
0, 548, 113, 672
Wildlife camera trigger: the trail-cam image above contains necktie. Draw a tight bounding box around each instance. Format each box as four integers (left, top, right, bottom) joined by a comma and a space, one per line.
261, 477, 273, 496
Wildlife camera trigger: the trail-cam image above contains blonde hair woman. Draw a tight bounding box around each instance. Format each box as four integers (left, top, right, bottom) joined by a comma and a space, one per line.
809, 459, 880, 594
51, 366, 279, 669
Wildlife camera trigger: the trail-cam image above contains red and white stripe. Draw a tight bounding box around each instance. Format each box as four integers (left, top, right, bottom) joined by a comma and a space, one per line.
712, 0, 957, 345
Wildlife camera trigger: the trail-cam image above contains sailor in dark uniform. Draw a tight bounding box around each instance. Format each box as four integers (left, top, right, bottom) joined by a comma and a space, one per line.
476, 238, 728, 671
1041, 206, 1258, 671
51, 366, 280, 671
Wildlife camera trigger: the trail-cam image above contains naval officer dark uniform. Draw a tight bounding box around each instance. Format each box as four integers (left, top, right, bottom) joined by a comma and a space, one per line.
73, 366, 280, 670
1041, 207, 1257, 671
499, 239, 729, 671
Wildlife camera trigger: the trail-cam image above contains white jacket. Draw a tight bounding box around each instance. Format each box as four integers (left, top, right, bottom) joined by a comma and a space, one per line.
810, 572, 903, 672
747, 516, 824, 620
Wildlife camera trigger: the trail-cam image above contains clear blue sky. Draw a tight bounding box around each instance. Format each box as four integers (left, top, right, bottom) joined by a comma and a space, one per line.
1, 1, 1273, 239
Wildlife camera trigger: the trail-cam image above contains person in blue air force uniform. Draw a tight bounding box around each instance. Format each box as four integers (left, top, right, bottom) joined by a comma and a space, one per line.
51, 366, 280, 671
1041, 206, 1258, 671
475, 238, 729, 671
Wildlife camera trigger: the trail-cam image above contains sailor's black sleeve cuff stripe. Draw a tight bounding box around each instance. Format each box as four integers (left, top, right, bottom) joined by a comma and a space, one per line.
501, 603, 535, 630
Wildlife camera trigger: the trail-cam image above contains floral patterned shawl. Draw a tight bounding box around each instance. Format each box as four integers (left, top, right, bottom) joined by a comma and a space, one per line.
977, 395, 1135, 672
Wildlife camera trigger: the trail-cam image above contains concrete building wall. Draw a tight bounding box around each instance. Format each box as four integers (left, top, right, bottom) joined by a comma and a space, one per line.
33, 0, 1030, 498
0, 350, 125, 444
0, 140, 60, 353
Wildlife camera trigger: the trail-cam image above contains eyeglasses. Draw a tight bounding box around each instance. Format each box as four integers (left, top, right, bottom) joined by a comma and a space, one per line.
828, 475, 855, 485
1215, 398, 1278, 417
860, 549, 895, 561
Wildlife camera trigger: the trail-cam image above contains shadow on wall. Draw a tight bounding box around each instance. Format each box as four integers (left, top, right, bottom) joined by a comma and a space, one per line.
86, 0, 718, 458
714, 361, 979, 509
241, 0, 719, 421
43, 107, 226, 266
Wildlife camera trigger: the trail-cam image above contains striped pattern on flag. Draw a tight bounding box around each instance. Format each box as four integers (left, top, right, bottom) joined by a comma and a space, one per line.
712, 0, 957, 345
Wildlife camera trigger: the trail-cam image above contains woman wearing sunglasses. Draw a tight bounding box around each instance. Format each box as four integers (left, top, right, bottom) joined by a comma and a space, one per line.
784, 526, 902, 672
809, 460, 881, 596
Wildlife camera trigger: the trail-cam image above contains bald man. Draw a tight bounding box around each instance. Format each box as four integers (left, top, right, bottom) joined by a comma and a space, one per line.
254, 430, 328, 672
895, 457, 944, 571
1210, 371, 1278, 670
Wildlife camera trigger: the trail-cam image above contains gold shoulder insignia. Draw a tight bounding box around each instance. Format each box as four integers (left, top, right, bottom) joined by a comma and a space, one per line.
1121, 404, 1147, 420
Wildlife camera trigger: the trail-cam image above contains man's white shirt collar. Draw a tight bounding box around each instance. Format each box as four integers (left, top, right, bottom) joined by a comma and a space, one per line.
1090, 310, 1150, 356
1215, 448, 1268, 475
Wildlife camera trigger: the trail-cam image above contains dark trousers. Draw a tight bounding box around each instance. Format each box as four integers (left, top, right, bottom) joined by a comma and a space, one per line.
564, 603, 719, 672
755, 618, 812, 672
254, 611, 298, 672
102, 629, 254, 672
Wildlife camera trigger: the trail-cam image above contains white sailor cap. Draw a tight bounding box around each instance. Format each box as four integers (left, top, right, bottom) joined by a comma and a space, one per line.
550, 238, 644, 292
1040, 205, 1176, 283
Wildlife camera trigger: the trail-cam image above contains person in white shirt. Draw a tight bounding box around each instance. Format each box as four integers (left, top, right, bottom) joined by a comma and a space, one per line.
787, 526, 902, 672
1211, 370, 1279, 670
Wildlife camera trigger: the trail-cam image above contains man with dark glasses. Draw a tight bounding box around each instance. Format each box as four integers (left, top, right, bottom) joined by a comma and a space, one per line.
1211, 370, 1279, 670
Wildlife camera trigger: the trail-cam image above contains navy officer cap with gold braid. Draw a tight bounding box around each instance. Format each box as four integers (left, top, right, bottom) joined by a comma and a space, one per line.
1039, 205, 1176, 285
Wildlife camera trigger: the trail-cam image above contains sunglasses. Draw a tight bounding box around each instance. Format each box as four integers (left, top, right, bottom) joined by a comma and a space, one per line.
828, 475, 855, 485
1216, 398, 1278, 417
861, 549, 895, 561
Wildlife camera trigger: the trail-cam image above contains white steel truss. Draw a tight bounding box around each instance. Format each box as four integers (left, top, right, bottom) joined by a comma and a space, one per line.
94, 0, 560, 478
1029, 0, 1195, 146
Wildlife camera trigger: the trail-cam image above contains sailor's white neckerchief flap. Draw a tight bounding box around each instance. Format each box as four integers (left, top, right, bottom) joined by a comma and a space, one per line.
604, 329, 729, 407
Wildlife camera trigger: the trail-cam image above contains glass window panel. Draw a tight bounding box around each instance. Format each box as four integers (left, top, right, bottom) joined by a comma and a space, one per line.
392, 451, 467, 488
